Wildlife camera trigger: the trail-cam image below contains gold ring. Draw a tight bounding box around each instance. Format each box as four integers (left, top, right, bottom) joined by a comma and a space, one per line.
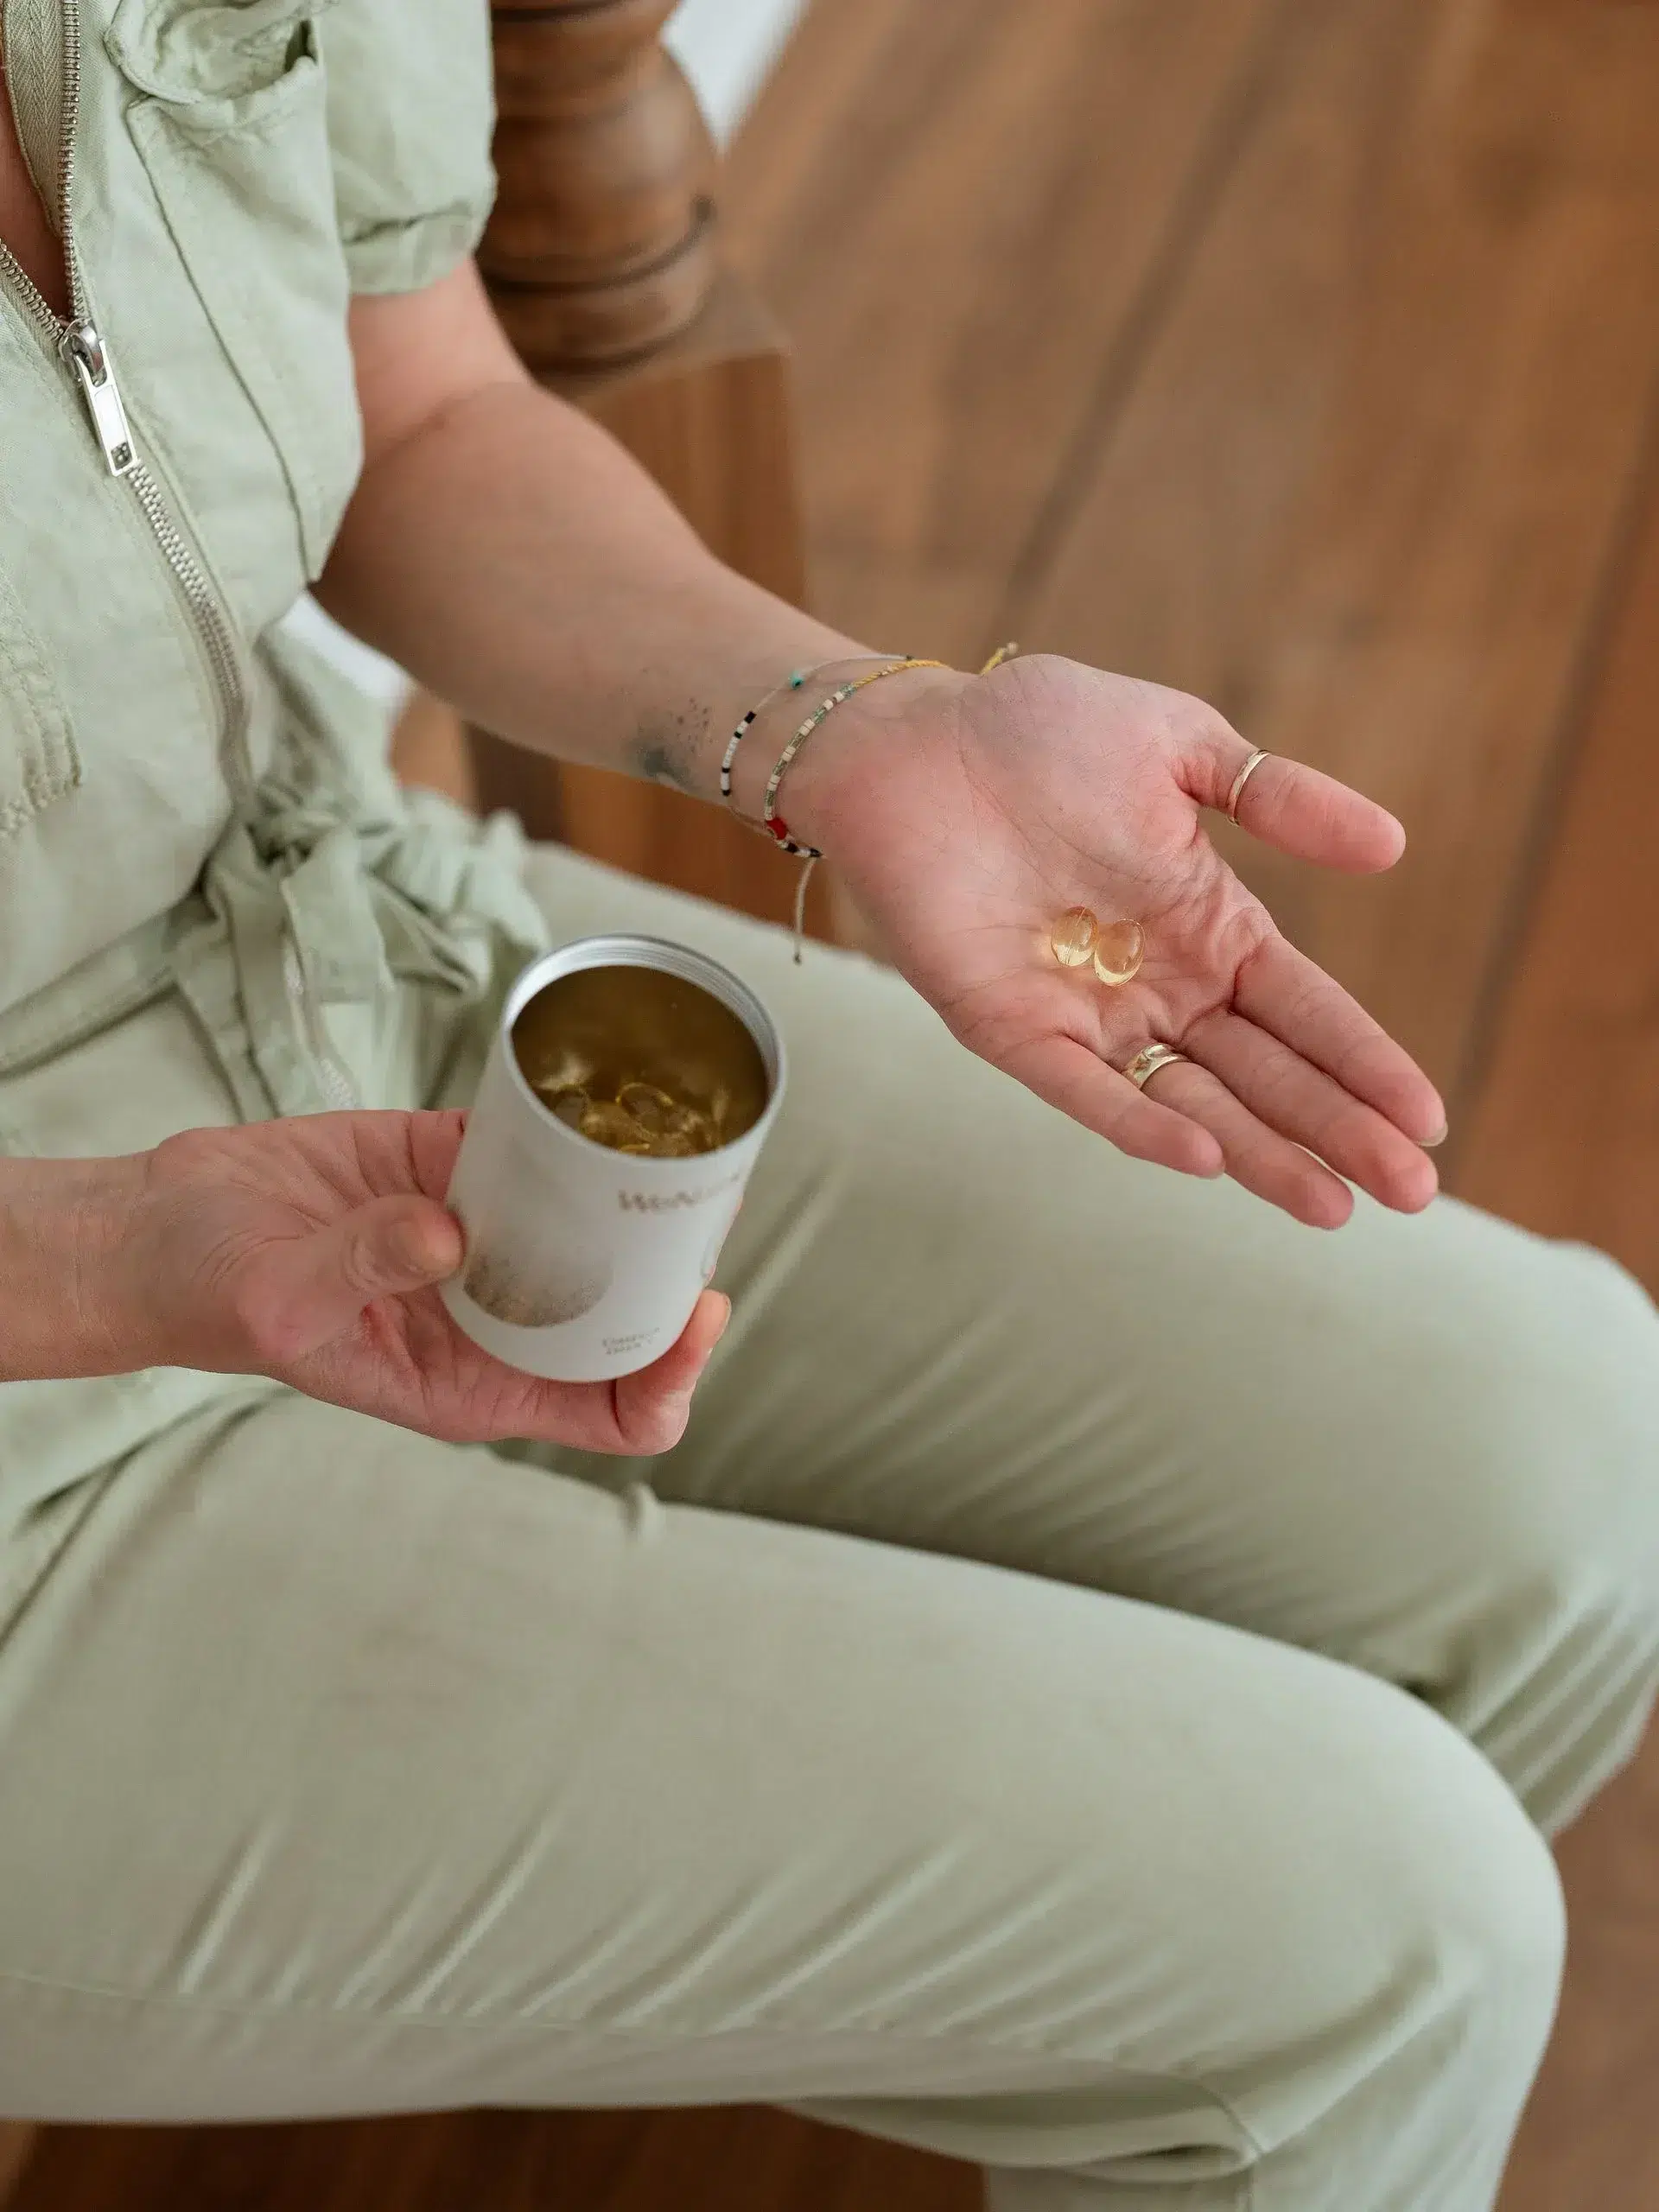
1225, 747, 1269, 824
1123, 1043, 1190, 1090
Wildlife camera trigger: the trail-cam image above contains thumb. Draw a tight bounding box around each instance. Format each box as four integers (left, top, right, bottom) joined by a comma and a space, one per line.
258, 1196, 465, 1357
324, 1195, 465, 1300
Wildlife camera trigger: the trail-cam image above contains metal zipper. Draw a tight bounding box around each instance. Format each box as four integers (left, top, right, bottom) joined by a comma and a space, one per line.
0, 0, 247, 788
0, 0, 359, 1112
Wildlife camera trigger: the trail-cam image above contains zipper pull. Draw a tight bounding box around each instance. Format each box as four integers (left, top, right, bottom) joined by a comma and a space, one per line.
62, 321, 136, 476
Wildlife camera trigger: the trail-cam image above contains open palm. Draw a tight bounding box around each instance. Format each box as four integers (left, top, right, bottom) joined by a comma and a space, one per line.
121, 1110, 726, 1447
817, 654, 1444, 1227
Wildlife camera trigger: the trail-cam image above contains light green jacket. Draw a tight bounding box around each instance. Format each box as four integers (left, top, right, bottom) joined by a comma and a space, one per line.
0, 0, 550, 1506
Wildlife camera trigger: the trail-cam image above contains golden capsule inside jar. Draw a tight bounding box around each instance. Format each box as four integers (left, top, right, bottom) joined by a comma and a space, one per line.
1050, 906, 1099, 967
1092, 918, 1146, 987
512, 964, 767, 1159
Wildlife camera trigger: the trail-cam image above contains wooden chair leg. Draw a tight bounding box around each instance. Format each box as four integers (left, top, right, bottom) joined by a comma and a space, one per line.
0, 2126, 37, 2204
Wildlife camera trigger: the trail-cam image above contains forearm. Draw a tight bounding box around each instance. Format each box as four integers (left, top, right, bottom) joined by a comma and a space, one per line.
0, 1154, 145, 1382
318, 378, 874, 817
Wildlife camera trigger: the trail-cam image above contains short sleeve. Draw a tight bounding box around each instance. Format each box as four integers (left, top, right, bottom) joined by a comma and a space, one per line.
320, 0, 497, 296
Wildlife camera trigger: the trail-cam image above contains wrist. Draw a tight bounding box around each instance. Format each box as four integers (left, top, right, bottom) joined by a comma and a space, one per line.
758, 662, 973, 855
0, 1152, 153, 1381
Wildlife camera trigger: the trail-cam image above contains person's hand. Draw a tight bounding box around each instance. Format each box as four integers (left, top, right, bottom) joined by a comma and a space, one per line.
107, 1110, 728, 1449
791, 653, 1445, 1228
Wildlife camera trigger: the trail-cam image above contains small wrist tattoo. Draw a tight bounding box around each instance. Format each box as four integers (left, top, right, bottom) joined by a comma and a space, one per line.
632, 699, 710, 797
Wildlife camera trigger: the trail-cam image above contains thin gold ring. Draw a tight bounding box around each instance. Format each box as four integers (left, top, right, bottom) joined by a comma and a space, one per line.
1225, 747, 1270, 825
1123, 1042, 1190, 1091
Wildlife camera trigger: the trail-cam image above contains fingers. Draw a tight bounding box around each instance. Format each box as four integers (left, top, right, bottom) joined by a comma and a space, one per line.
1134, 1054, 1356, 1228
1183, 726, 1405, 874
1185, 1011, 1438, 1214
1235, 937, 1446, 1145
609, 1290, 732, 1454
403, 1287, 729, 1456
1002, 1034, 1224, 1179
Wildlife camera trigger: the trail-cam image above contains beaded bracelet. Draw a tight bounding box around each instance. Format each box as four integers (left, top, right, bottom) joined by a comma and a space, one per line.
719, 654, 899, 815
735, 640, 1020, 962
761, 658, 948, 859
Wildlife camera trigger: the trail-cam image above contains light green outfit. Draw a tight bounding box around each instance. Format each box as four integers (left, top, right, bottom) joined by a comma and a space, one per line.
3, 4, 1657, 2207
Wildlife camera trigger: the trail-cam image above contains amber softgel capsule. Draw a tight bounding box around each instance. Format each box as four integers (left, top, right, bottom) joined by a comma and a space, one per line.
1092, 918, 1146, 987
1050, 906, 1100, 967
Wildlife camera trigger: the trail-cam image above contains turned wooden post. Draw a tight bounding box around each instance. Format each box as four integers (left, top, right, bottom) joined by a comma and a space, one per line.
397, 0, 825, 932
483, 0, 717, 368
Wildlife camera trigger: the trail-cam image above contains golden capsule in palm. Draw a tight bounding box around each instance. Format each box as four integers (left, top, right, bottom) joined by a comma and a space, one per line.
1092, 918, 1146, 987
1050, 906, 1099, 967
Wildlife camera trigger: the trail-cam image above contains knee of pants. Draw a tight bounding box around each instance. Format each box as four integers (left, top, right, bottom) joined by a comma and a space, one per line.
970, 1672, 1564, 2200
1421, 1238, 1659, 1827
1198, 1677, 1567, 2187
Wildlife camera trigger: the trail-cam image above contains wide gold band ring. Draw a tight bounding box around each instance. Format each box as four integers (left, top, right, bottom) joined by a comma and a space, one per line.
1225, 747, 1270, 825
1123, 1042, 1190, 1090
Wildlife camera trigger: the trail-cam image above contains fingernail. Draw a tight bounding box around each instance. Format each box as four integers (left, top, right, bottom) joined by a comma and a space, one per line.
390, 1220, 432, 1273
1421, 1123, 1449, 1150
712, 1295, 734, 1346
392, 1214, 454, 1279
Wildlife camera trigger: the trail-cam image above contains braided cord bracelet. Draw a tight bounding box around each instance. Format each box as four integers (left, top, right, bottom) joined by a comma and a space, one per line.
718, 654, 899, 812
765, 639, 1020, 856
728, 641, 1021, 959
761, 658, 947, 858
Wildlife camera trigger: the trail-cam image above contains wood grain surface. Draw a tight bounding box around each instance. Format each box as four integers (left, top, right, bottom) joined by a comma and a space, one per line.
6, 2108, 976, 2212
1457, 423, 1659, 1285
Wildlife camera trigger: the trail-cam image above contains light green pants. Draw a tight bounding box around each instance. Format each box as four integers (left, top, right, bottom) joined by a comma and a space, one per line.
3, 848, 1658, 2212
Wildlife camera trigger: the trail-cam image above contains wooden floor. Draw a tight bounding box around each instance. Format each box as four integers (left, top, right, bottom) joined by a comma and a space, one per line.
12, 0, 1659, 2205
